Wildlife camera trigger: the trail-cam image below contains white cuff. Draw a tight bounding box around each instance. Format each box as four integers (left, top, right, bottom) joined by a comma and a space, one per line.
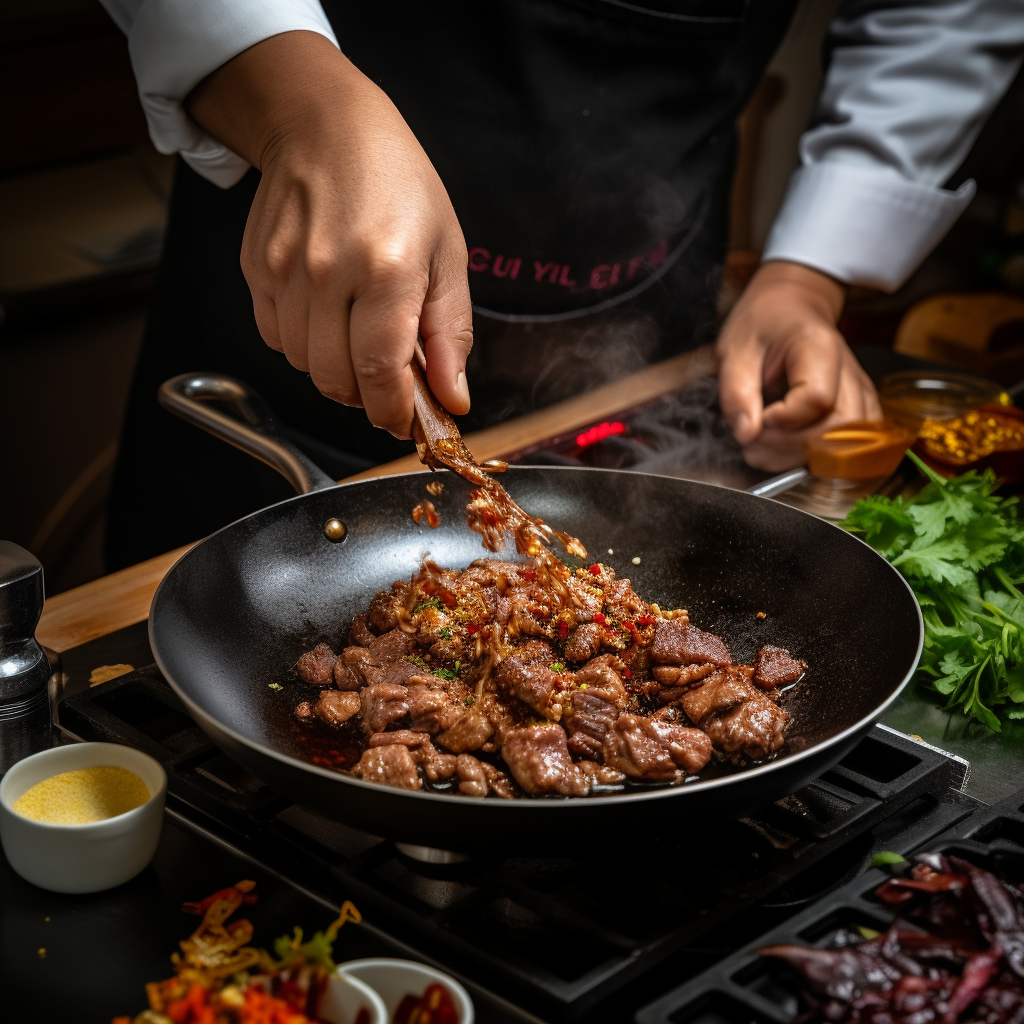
127, 0, 338, 188
762, 162, 975, 292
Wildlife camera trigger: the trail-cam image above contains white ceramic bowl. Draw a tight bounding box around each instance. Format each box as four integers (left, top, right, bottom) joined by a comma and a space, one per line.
319, 969, 387, 1024
338, 958, 474, 1024
0, 742, 167, 893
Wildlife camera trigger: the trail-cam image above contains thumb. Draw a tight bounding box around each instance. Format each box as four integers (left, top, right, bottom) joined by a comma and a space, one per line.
717, 331, 765, 447
420, 250, 474, 416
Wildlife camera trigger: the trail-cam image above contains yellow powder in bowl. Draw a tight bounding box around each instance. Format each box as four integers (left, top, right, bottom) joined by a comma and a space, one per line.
12, 765, 151, 825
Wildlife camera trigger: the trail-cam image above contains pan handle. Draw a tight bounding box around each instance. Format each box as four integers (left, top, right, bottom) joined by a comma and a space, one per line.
159, 374, 337, 495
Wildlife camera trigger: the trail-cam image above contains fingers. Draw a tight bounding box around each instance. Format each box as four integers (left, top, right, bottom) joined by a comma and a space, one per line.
760, 328, 842, 432
717, 330, 766, 446
421, 246, 473, 416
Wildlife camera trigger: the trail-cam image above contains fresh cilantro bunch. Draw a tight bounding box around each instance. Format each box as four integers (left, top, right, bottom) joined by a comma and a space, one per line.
841, 452, 1024, 731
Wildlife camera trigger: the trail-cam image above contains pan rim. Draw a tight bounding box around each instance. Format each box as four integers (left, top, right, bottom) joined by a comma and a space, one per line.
150, 465, 925, 810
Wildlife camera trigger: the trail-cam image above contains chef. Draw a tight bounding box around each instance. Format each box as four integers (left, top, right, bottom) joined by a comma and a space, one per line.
98, 0, 1023, 568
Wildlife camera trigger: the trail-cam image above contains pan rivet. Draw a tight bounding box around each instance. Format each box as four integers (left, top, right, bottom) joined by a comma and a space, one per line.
324, 518, 347, 542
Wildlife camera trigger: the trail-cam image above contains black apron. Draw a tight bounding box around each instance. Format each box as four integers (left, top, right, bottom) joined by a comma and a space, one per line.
106, 0, 798, 569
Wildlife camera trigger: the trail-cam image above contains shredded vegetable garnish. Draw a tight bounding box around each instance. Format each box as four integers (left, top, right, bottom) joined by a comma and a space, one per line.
111, 883, 362, 1024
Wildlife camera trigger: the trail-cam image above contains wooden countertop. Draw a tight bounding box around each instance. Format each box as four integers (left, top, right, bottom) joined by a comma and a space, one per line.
36, 346, 716, 652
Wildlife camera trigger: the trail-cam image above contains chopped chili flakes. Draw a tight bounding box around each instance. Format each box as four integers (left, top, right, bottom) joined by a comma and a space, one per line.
557, 620, 569, 639
593, 612, 607, 625
587, 564, 603, 576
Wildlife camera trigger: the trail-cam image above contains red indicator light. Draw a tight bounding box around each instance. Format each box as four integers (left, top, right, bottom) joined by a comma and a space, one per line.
575, 421, 626, 448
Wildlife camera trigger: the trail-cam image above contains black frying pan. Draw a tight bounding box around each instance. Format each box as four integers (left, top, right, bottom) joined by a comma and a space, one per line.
149, 374, 923, 852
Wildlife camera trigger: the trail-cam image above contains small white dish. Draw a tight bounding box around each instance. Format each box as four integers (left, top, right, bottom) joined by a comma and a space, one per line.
319, 969, 388, 1024
0, 742, 167, 893
338, 958, 474, 1024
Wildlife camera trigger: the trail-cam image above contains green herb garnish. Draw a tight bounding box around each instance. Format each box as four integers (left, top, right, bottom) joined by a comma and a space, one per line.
406, 654, 429, 668
870, 851, 907, 867
463, 695, 476, 707
842, 452, 1024, 732
414, 598, 442, 614
267, 682, 284, 691
550, 662, 565, 673
438, 627, 453, 639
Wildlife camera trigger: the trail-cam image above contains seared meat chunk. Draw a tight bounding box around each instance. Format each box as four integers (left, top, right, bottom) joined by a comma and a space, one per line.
294, 701, 312, 718
564, 573, 604, 622
753, 645, 806, 689
677, 667, 757, 725
295, 643, 337, 686
501, 725, 589, 797
495, 639, 564, 721
334, 646, 378, 691
406, 679, 465, 734
564, 622, 604, 662
368, 731, 457, 782
564, 655, 627, 758
602, 577, 646, 621
360, 682, 409, 734
348, 615, 375, 647
455, 754, 514, 798
313, 690, 361, 728
368, 627, 417, 662
704, 700, 788, 760
602, 713, 712, 780
651, 663, 717, 688
351, 744, 420, 790
366, 586, 405, 633
577, 760, 626, 786
651, 619, 731, 667
437, 710, 493, 753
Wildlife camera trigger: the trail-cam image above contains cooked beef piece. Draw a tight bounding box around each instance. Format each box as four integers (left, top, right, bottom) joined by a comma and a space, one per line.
496, 588, 549, 637
677, 668, 759, 725
295, 643, 337, 686
461, 559, 522, 586
650, 620, 731, 666
564, 622, 604, 662
313, 690, 361, 728
334, 647, 379, 691
455, 753, 488, 797
602, 713, 712, 779
478, 693, 520, 751
367, 586, 406, 633
564, 573, 604, 622
352, 744, 420, 790
437, 710, 494, 753
704, 699, 788, 760
494, 640, 564, 721
348, 615, 376, 647
360, 682, 410, 733
368, 627, 417, 662
294, 701, 312, 718
652, 663, 717, 688
501, 725, 589, 797
417, 743, 458, 783
602, 577, 646, 621
455, 753, 515, 798
753, 645, 806, 689
368, 729, 431, 748
564, 656, 627, 758
577, 760, 626, 786
620, 642, 650, 677
367, 658, 422, 690
406, 680, 465, 734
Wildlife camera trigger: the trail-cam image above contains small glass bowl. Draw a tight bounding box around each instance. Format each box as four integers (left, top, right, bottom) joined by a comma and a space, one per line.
879, 370, 1006, 430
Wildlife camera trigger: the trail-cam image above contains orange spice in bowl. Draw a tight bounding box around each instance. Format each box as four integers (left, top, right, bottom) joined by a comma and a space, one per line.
913, 404, 1024, 483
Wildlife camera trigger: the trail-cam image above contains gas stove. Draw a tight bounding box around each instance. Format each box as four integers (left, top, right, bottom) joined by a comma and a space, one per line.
35, 622, 978, 1024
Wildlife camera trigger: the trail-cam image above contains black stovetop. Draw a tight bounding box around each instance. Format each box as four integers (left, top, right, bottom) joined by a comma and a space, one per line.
1, 621, 983, 1024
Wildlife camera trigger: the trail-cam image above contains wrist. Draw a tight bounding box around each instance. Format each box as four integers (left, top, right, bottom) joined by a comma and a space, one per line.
752, 260, 846, 324
186, 30, 359, 171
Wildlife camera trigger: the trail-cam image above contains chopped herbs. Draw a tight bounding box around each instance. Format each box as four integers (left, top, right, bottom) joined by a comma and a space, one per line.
550, 661, 565, 672
406, 654, 429, 668
463, 695, 476, 707
841, 452, 1024, 731
267, 682, 284, 691
871, 851, 908, 867
438, 626, 453, 639
414, 598, 442, 613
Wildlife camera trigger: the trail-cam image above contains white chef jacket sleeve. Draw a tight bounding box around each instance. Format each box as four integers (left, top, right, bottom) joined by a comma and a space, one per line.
762, 0, 1024, 292
99, 0, 338, 188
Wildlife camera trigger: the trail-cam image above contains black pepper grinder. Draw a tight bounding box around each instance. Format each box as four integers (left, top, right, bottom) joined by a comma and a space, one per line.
0, 542, 53, 777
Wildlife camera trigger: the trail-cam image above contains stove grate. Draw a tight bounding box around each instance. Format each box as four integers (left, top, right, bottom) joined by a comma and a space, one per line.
58, 668, 977, 1022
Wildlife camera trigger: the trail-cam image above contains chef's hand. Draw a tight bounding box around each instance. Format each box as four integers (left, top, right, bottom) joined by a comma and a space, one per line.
186, 31, 473, 438
716, 260, 882, 472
